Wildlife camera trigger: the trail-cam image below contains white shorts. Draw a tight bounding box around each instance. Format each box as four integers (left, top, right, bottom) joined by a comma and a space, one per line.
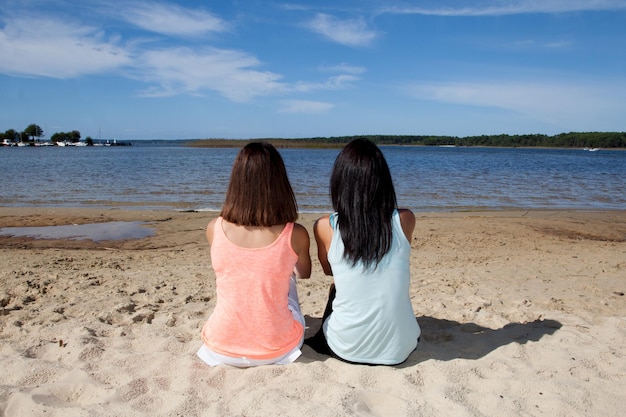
197, 275, 305, 367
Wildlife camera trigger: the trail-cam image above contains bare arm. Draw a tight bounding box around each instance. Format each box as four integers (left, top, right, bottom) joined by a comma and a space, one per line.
206, 217, 218, 246
313, 215, 333, 276
291, 223, 312, 279
398, 208, 416, 243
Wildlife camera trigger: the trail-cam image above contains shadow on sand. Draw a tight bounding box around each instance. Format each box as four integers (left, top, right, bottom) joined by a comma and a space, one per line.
302, 316, 562, 366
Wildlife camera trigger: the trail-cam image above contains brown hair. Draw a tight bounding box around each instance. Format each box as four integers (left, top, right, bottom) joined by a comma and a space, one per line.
220, 142, 298, 226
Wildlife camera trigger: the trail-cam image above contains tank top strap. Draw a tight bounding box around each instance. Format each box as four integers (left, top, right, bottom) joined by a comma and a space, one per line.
329, 213, 339, 230
279, 222, 295, 244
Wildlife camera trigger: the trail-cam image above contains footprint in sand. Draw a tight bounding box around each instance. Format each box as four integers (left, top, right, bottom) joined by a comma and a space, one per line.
6, 369, 115, 415
347, 391, 410, 417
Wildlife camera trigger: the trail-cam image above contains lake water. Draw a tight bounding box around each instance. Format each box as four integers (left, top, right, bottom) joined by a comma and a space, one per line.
1, 144, 625, 212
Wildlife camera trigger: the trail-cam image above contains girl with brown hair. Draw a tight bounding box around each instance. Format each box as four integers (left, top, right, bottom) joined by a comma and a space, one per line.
197, 142, 311, 367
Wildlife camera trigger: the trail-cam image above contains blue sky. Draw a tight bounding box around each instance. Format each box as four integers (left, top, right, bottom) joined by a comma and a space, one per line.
1, 0, 625, 140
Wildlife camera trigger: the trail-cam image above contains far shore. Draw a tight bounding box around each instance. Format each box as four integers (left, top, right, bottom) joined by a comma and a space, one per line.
182, 133, 626, 149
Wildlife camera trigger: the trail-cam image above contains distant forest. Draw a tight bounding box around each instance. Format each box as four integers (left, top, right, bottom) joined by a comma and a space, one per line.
188, 132, 626, 149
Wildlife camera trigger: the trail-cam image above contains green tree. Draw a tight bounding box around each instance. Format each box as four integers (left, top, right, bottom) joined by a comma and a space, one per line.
24, 124, 44, 142
50, 132, 64, 143
50, 130, 82, 144
1, 129, 18, 142
68, 130, 81, 143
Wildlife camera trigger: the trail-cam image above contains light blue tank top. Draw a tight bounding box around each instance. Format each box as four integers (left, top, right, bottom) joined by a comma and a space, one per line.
323, 210, 420, 364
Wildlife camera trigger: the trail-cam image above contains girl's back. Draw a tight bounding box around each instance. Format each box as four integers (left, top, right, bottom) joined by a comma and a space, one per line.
323, 210, 420, 364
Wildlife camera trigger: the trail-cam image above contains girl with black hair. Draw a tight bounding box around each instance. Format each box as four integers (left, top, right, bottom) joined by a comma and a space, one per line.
306, 138, 420, 365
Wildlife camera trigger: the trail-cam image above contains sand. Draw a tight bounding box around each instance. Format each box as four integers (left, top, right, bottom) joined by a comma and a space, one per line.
0, 207, 624, 416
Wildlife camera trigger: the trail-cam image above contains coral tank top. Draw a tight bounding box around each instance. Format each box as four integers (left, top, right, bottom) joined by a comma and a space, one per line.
201, 217, 303, 360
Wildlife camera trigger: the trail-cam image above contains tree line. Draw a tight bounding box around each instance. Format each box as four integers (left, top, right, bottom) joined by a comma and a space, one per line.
1, 124, 45, 143
189, 132, 626, 149
0, 123, 90, 145
5, 124, 625, 148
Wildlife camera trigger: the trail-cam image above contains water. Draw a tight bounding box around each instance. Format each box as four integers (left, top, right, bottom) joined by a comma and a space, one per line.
1, 144, 625, 212
0, 221, 155, 241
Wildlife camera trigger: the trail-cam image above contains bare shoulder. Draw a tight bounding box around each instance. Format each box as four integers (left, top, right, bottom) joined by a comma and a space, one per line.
292, 222, 310, 242
292, 222, 312, 278
206, 217, 219, 244
398, 208, 415, 223
397, 208, 415, 242
313, 214, 331, 235
313, 214, 333, 276
314, 215, 334, 246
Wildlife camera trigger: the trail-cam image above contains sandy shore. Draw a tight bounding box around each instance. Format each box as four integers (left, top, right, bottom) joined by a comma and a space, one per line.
1, 207, 624, 416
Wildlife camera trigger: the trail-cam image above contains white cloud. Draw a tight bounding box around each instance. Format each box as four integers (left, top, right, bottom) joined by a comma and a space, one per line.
405, 79, 626, 128
134, 47, 286, 102
0, 17, 132, 78
324, 74, 360, 88
510, 39, 573, 49
306, 13, 378, 47
318, 63, 367, 74
134, 48, 365, 101
279, 100, 335, 114
0, 4, 372, 104
0, 13, 358, 103
123, 3, 229, 37
293, 74, 360, 92
382, 0, 626, 16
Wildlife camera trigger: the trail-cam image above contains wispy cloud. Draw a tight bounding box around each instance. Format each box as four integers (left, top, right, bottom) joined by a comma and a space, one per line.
318, 63, 367, 74
510, 39, 573, 49
135, 49, 364, 101
293, 75, 360, 93
404, 79, 625, 127
122, 3, 229, 37
306, 13, 378, 47
135, 47, 285, 101
382, 0, 626, 16
279, 100, 335, 114
0, 11, 326, 103
0, 16, 132, 78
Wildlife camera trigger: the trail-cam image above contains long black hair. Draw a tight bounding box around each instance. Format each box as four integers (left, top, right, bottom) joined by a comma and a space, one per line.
330, 138, 397, 268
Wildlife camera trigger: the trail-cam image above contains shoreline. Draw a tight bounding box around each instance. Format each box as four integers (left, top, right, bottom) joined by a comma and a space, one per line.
1, 206, 625, 247
2, 203, 625, 213
1, 207, 625, 416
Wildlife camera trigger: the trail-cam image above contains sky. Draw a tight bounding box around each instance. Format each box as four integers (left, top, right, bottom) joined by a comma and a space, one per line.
1, 0, 625, 140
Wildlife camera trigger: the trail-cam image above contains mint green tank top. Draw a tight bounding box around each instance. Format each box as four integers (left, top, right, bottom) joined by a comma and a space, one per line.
323, 210, 420, 364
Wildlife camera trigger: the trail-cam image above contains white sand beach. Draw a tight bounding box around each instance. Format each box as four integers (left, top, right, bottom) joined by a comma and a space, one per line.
1, 208, 624, 416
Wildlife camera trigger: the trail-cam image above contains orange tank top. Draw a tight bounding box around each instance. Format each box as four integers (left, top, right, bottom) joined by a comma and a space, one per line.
201, 217, 303, 360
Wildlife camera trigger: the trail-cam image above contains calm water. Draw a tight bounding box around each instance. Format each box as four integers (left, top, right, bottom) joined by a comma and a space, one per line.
1, 145, 625, 212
